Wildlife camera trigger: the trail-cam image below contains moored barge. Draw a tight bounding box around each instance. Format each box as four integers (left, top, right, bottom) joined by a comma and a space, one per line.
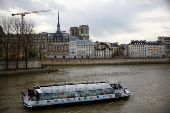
21, 81, 131, 108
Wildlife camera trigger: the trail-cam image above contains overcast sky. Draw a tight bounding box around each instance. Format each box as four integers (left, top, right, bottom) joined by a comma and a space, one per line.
0, 0, 170, 44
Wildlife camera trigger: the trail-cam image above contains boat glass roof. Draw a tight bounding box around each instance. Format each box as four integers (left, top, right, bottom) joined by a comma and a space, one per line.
41, 87, 55, 93
87, 84, 102, 90
97, 83, 112, 89
53, 86, 67, 93
76, 84, 91, 91
65, 85, 79, 92
35, 83, 113, 93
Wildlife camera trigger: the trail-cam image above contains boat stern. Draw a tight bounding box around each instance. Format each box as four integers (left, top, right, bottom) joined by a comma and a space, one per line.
22, 95, 34, 108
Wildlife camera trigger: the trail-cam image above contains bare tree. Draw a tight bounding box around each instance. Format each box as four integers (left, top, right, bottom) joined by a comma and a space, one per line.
0, 16, 36, 69
20, 20, 35, 69
10, 17, 22, 69
0, 16, 13, 70
112, 49, 124, 58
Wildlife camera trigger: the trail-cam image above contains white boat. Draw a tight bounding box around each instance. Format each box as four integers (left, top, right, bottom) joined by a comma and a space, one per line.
21, 81, 131, 108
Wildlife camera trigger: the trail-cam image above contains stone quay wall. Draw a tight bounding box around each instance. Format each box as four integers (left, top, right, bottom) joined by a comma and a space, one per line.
0, 60, 41, 70
41, 58, 170, 66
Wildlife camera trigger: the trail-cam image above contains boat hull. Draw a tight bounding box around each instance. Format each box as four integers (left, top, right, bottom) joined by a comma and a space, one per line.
23, 93, 130, 109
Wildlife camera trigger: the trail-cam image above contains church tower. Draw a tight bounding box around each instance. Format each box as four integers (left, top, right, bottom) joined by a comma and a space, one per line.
57, 11, 60, 33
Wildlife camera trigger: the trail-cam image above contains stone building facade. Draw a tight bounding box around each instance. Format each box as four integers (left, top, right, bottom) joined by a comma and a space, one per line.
94, 41, 110, 50
146, 41, 165, 57
127, 40, 147, 58
45, 12, 69, 58
94, 42, 115, 58
127, 40, 165, 58
70, 25, 89, 40
110, 42, 119, 51
158, 36, 170, 57
76, 40, 94, 58
95, 48, 113, 58
34, 33, 47, 59
69, 36, 78, 58
69, 36, 94, 58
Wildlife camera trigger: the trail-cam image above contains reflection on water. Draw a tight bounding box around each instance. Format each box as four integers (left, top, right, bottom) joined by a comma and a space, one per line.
0, 64, 170, 113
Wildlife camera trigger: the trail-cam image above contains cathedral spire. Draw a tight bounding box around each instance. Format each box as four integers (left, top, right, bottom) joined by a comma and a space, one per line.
57, 11, 60, 33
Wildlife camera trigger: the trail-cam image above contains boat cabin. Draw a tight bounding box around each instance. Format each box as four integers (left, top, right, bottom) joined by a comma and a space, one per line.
32, 82, 117, 101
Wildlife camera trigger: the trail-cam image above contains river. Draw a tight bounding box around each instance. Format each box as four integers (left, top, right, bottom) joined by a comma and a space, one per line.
0, 64, 170, 113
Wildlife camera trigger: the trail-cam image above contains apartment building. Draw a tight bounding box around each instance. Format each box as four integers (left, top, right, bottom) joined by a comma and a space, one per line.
127, 40, 147, 58
76, 40, 94, 58
69, 36, 78, 58
146, 41, 165, 57
158, 36, 170, 57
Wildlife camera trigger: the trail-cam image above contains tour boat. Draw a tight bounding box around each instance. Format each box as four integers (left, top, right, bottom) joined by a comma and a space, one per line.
21, 81, 131, 108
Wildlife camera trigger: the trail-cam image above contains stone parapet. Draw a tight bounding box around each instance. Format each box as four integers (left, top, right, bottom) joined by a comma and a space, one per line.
41, 58, 170, 66
0, 60, 41, 70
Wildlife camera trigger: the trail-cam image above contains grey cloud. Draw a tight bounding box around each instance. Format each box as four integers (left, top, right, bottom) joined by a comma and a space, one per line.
84, 1, 152, 37
82, 0, 169, 38
163, 27, 170, 29
0, 0, 67, 16
0, 0, 169, 43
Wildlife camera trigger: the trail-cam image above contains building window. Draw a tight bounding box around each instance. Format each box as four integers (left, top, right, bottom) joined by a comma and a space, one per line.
72, 29, 74, 36
0, 39, 2, 44
81, 29, 84, 34
48, 47, 50, 52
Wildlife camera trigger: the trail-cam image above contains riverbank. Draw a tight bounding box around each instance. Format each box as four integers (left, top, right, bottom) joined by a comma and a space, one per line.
41, 58, 170, 66
0, 68, 59, 77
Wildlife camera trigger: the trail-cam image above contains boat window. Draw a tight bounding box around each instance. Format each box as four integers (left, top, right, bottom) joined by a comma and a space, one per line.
84, 91, 90, 97
51, 93, 60, 99
107, 88, 114, 94
88, 90, 98, 96
102, 88, 114, 94
41, 93, 52, 100
59, 92, 68, 99
77, 91, 86, 97
103, 89, 107, 95
68, 92, 78, 98
96, 89, 104, 95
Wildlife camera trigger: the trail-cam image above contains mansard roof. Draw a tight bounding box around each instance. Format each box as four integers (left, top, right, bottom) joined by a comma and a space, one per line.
129, 40, 146, 44
146, 41, 164, 45
110, 43, 118, 47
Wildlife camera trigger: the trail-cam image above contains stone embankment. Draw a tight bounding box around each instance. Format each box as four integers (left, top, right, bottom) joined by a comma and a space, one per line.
0, 68, 59, 77
42, 58, 170, 66
0, 60, 41, 70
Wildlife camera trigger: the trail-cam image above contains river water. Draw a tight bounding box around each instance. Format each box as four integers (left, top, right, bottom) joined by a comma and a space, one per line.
0, 64, 170, 113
